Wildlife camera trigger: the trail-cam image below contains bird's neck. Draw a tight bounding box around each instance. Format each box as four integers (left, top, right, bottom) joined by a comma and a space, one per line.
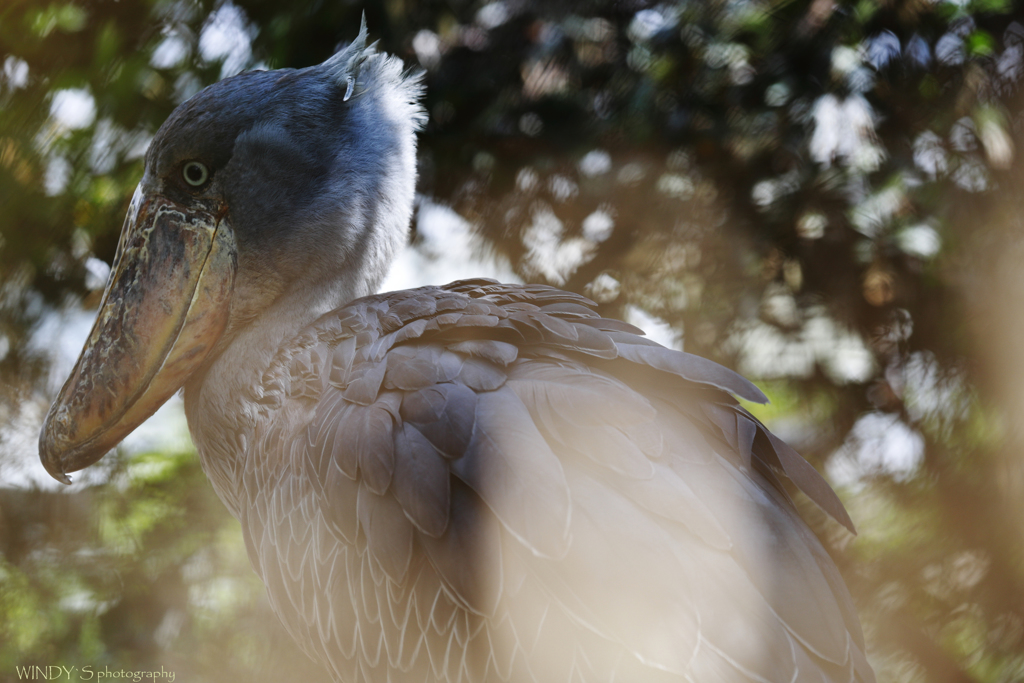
183, 270, 375, 514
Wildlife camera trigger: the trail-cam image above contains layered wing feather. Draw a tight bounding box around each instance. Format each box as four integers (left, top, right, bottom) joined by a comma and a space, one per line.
238, 279, 874, 683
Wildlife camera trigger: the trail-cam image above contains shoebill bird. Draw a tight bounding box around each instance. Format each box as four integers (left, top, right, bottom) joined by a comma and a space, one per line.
39, 22, 875, 683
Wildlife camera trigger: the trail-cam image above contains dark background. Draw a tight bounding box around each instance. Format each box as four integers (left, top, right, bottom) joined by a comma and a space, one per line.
2, 0, 1024, 681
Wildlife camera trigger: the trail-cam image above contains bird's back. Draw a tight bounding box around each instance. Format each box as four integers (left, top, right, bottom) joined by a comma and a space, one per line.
216, 279, 873, 683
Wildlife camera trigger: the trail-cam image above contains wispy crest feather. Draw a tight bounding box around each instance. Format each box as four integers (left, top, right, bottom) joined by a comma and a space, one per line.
321, 14, 426, 128
323, 13, 372, 101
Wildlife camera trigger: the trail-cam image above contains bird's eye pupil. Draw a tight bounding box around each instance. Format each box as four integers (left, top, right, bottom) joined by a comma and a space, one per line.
182, 161, 209, 187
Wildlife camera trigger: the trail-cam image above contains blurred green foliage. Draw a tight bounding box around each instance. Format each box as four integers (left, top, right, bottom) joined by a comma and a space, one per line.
2, 0, 1024, 681
0, 446, 330, 681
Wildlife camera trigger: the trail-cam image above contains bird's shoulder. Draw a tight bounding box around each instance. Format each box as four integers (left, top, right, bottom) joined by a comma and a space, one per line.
260, 278, 853, 535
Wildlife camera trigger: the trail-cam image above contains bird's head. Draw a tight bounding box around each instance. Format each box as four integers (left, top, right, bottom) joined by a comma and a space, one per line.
39, 20, 423, 483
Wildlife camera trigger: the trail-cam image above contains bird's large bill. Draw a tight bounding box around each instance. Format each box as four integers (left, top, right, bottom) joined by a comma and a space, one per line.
39, 187, 236, 483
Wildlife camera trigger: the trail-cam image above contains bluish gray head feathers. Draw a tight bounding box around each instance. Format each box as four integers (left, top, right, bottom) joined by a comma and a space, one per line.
142, 20, 425, 322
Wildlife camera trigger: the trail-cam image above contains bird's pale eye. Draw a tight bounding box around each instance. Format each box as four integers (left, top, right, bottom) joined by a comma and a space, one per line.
182, 160, 209, 188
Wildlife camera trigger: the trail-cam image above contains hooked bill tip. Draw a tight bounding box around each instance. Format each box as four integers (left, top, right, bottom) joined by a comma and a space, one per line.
40, 446, 74, 485
39, 435, 74, 484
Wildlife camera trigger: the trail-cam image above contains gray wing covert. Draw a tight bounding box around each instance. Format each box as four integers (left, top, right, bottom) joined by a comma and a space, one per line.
247, 279, 874, 683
